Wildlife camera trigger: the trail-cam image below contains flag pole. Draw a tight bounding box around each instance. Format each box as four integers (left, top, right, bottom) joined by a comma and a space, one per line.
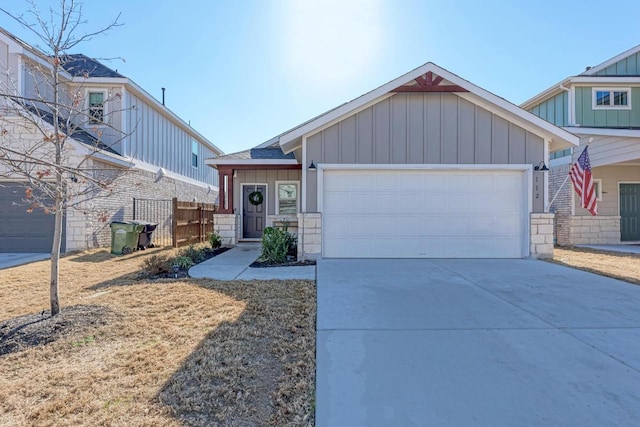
548, 173, 571, 209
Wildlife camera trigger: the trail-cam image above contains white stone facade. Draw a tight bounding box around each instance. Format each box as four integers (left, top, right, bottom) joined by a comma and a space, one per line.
530, 213, 554, 259
296, 213, 322, 260
567, 216, 621, 245
215, 214, 239, 246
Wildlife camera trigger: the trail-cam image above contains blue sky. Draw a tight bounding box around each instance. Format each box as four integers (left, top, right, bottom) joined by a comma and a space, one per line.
3, 0, 640, 154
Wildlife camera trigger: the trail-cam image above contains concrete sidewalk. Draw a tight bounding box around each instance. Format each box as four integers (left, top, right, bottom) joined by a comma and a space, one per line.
578, 244, 640, 254
189, 244, 316, 281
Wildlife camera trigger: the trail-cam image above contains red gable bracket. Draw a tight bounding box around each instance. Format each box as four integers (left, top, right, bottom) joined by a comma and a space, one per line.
391, 71, 469, 93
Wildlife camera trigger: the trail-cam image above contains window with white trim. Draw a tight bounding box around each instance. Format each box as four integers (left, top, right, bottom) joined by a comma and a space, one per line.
592, 88, 631, 109
276, 181, 299, 214
88, 91, 105, 123
191, 140, 198, 168
593, 179, 602, 201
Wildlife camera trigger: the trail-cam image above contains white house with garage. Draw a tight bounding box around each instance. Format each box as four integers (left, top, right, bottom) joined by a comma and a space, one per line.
0, 27, 223, 253
207, 62, 579, 259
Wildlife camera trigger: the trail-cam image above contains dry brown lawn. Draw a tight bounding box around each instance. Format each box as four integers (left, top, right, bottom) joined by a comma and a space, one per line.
551, 246, 640, 285
0, 247, 315, 426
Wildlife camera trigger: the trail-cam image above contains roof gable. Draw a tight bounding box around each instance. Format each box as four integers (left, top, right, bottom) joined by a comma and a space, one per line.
581, 44, 640, 76
278, 62, 579, 153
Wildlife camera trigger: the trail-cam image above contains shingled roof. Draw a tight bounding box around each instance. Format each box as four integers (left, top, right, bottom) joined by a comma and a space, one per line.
61, 54, 125, 78
215, 147, 295, 161
26, 105, 121, 156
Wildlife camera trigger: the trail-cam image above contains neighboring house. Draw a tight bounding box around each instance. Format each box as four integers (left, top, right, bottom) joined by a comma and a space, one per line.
0, 27, 223, 252
522, 44, 640, 245
207, 62, 578, 259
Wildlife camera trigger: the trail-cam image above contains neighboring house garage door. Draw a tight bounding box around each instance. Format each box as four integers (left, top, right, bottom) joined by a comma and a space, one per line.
322, 169, 528, 258
0, 182, 63, 252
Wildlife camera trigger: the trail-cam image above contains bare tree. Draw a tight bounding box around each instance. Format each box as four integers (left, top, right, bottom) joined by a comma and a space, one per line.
0, 0, 130, 315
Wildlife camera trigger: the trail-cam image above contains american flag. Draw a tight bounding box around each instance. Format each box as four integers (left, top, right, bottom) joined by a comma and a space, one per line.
570, 146, 598, 216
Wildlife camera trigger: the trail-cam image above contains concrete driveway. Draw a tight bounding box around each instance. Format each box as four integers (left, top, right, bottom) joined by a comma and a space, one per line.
0, 253, 49, 270
316, 259, 640, 426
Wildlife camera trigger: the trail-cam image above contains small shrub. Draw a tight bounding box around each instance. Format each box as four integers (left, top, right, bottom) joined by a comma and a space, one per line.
174, 256, 194, 269
207, 231, 222, 249
261, 226, 296, 264
180, 244, 206, 264
141, 254, 173, 276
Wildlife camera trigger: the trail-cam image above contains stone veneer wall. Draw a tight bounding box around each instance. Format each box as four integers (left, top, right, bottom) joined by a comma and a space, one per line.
530, 213, 554, 259
66, 160, 218, 251
215, 214, 239, 246
296, 213, 322, 260
568, 216, 621, 245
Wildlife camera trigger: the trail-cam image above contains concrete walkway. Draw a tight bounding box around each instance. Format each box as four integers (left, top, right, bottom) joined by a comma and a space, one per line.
316, 258, 640, 426
578, 244, 640, 254
189, 244, 316, 280
0, 253, 50, 270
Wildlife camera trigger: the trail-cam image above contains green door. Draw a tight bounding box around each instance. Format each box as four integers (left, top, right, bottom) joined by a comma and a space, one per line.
620, 184, 640, 241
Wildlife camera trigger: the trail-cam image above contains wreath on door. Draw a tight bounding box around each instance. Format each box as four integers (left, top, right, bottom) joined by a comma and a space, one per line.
248, 190, 264, 206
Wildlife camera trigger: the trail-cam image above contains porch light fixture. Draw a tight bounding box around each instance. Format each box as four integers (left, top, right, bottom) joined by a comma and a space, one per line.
534, 161, 549, 171
308, 160, 316, 170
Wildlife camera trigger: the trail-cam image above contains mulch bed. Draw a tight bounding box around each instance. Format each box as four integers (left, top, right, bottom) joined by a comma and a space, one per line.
250, 259, 316, 268
0, 305, 115, 356
148, 247, 231, 280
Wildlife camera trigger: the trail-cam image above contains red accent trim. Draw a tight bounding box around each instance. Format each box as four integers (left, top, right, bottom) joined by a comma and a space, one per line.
391, 71, 468, 93
215, 164, 301, 214
221, 164, 302, 170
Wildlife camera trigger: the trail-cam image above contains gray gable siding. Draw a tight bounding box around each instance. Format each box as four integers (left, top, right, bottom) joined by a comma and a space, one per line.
593, 52, 640, 76
528, 91, 568, 126
305, 93, 544, 212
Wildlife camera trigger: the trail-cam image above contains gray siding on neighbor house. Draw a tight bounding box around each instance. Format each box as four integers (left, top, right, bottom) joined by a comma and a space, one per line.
125, 91, 219, 187
234, 169, 302, 215
529, 91, 568, 127
305, 93, 545, 212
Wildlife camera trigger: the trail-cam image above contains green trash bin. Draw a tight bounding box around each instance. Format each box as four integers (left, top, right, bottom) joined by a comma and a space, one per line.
110, 221, 144, 255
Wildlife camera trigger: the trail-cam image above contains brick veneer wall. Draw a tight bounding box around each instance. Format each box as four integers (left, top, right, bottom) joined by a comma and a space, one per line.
66, 160, 218, 251
549, 163, 572, 245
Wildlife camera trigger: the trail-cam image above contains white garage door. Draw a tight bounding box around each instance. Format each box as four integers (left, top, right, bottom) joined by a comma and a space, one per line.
322, 169, 528, 258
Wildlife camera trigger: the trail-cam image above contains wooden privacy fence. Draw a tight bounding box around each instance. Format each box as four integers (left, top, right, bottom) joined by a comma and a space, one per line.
172, 198, 217, 247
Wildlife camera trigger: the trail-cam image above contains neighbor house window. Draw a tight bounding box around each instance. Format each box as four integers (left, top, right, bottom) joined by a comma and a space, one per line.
88, 91, 105, 123
191, 140, 198, 168
276, 181, 299, 214
593, 88, 631, 109
593, 179, 603, 201
550, 148, 572, 160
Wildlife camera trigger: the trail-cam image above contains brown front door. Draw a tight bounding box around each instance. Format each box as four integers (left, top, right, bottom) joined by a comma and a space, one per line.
243, 185, 266, 238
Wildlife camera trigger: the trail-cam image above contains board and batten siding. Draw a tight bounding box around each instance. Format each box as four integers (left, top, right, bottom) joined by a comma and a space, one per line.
574, 86, 640, 128
125, 91, 219, 187
528, 91, 568, 127
234, 169, 302, 215
305, 93, 544, 212
593, 52, 640, 76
